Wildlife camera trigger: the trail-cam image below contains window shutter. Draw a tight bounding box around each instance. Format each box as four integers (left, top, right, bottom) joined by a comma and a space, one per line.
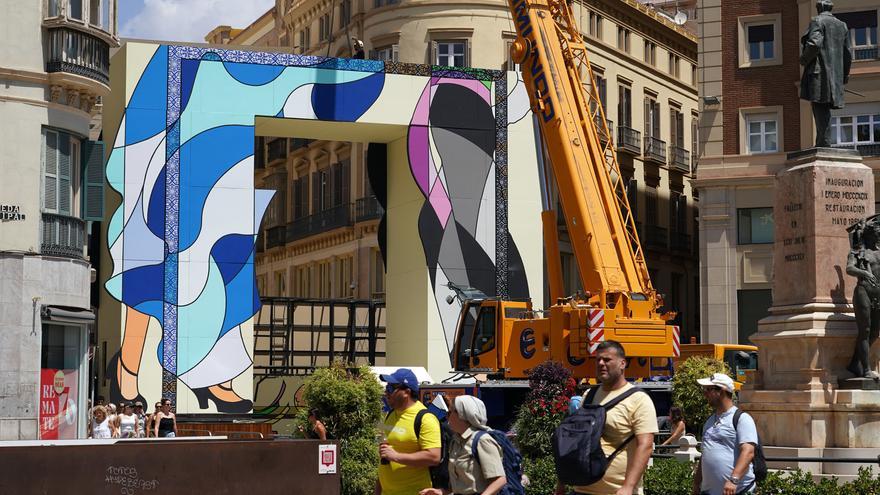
312, 172, 321, 214
81, 140, 105, 221
58, 134, 72, 216
44, 130, 59, 212
465, 39, 471, 67
392, 44, 399, 63
644, 98, 651, 137
341, 159, 351, 205
331, 162, 343, 206
431, 41, 438, 65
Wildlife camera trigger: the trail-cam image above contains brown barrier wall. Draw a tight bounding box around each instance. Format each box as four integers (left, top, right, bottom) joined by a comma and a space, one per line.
0, 439, 339, 495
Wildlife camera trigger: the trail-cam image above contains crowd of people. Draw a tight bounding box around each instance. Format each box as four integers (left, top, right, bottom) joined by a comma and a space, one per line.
88, 398, 177, 439
375, 341, 760, 495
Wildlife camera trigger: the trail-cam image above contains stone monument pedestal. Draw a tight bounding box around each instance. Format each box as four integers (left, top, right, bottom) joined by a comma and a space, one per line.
739, 148, 880, 476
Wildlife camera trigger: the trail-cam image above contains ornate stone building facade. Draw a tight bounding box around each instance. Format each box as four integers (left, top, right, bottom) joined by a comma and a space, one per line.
0, 0, 118, 439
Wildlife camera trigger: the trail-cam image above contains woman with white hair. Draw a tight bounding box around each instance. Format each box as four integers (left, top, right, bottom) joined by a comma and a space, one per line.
419, 395, 507, 495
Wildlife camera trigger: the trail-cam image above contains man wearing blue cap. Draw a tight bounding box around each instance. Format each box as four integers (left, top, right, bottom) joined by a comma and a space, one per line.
376, 368, 442, 495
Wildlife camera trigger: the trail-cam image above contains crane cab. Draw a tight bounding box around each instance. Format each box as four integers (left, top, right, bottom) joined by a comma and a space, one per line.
449, 291, 532, 375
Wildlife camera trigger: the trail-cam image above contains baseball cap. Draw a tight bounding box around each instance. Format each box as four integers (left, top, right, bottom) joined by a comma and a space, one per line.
380, 368, 420, 393
697, 373, 735, 393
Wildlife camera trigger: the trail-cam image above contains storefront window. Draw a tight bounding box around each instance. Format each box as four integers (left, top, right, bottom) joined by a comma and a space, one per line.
40, 324, 86, 439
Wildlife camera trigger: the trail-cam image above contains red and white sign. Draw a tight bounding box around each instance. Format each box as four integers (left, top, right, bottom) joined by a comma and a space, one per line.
318, 444, 337, 474
39, 369, 78, 440
587, 309, 605, 355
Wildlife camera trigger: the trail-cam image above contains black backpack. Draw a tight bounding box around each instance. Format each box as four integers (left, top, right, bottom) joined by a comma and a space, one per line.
385, 409, 452, 490
552, 386, 644, 486
471, 430, 526, 495
732, 409, 768, 484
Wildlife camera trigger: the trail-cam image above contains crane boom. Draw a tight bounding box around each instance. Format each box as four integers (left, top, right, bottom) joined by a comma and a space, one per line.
448, 0, 678, 381
510, 0, 654, 302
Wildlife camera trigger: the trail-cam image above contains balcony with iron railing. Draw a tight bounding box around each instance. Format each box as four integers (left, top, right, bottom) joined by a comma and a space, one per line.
594, 116, 613, 144
644, 225, 668, 250
617, 126, 641, 154
355, 196, 384, 222
46, 26, 111, 85
832, 143, 880, 157
854, 45, 878, 61
644, 136, 667, 164
266, 225, 287, 249
41, 213, 85, 258
668, 145, 690, 173
670, 231, 692, 254
287, 203, 353, 242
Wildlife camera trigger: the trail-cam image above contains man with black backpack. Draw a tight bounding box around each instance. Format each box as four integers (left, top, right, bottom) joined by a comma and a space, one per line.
554, 340, 658, 495
377, 369, 442, 495
692, 373, 761, 495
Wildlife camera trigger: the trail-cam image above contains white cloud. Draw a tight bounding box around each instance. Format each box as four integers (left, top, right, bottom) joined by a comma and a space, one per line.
120, 0, 275, 43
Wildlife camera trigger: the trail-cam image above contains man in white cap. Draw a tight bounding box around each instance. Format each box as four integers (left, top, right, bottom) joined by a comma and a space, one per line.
692, 373, 757, 495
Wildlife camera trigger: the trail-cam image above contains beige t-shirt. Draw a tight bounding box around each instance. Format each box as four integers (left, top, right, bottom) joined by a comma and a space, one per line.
574, 383, 658, 495
448, 427, 506, 495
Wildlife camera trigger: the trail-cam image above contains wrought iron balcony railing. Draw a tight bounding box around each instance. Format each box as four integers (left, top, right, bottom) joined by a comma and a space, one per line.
644, 225, 668, 250
41, 213, 85, 258
46, 27, 110, 85
854, 46, 878, 61
644, 135, 667, 164
617, 126, 641, 154
355, 196, 384, 222
832, 143, 880, 157
668, 145, 691, 173
594, 116, 613, 143
266, 225, 287, 249
287, 203, 353, 242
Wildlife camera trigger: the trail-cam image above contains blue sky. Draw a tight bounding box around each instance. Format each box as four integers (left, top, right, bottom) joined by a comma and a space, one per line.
119, 0, 275, 43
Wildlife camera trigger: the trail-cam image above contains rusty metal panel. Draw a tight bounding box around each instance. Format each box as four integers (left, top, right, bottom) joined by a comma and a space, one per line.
0, 439, 339, 495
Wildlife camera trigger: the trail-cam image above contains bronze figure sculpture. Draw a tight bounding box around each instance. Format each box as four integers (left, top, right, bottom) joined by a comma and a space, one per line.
846, 217, 880, 379
800, 0, 852, 148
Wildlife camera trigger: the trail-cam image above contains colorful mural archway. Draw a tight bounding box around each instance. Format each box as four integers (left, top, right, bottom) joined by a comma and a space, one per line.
100, 42, 543, 413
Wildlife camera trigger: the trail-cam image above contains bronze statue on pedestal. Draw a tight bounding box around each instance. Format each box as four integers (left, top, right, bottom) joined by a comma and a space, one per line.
846, 217, 880, 379
800, 0, 852, 148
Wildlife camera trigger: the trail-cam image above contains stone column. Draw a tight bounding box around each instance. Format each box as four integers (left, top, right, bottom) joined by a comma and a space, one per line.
740, 148, 880, 474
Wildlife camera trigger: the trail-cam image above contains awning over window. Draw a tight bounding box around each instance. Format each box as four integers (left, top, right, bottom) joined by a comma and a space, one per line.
837, 11, 878, 29
748, 24, 774, 43
41, 305, 95, 324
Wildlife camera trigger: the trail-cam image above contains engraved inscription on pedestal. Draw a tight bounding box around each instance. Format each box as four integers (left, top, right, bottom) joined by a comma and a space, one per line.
773, 158, 874, 308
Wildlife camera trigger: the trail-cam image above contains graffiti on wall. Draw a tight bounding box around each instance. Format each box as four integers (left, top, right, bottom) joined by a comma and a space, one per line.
105, 43, 535, 412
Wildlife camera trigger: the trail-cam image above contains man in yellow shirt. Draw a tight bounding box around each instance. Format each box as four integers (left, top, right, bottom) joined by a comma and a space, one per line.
377, 368, 442, 495
559, 341, 658, 495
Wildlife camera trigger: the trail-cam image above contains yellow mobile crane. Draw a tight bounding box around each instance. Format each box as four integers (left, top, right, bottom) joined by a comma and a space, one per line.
449, 0, 679, 379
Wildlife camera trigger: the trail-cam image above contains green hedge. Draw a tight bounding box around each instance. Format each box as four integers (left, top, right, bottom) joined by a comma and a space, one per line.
297, 364, 384, 495
644, 461, 880, 495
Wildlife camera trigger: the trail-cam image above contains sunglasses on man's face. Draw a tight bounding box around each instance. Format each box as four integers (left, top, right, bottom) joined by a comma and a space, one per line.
385, 383, 405, 394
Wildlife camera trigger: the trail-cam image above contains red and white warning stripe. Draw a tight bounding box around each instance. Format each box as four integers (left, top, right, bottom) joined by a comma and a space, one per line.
588, 309, 605, 355
672, 325, 681, 357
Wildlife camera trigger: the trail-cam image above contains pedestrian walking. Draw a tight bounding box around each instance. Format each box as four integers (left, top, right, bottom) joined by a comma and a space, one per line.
299, 409, 327, 440
117, 402, 140, 438
558, 340, 658, 495
660, 406, 687, 446
89, 405, 114, 439
692, 373, 757, 495
154, 398, 178, 438
419, 395, 507, 495
376, 368, 442, 495
134, 401, 146, 438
